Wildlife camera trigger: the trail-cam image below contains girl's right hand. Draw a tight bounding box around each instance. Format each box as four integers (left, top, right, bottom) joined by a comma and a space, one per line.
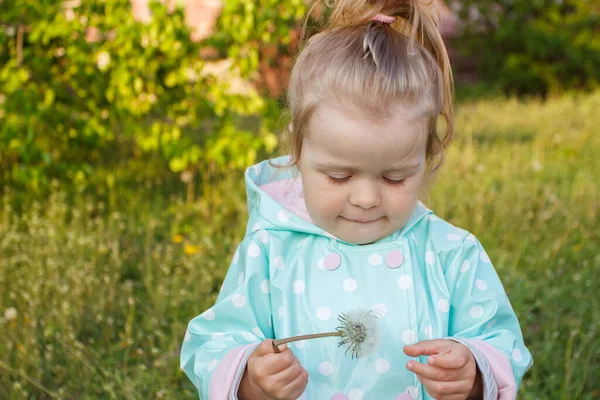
238, 339, 309, 400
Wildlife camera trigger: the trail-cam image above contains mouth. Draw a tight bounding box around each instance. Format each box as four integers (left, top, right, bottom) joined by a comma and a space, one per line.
342, 216, 383, 224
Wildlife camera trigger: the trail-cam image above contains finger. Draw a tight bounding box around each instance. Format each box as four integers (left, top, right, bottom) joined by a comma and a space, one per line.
264, 359, 306, 398
428, 348, 468, 370
403, 339, 449, 357
417, 375, 470, 400
407, 360, 459, 382
267, 347, 298, 371
253, 339, 288, 358
251, 347, 296, 377
271, 355, 302, 379
279, 366, 309, 399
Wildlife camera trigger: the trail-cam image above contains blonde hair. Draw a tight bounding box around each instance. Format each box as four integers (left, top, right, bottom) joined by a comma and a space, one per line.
284, 0, 454, 179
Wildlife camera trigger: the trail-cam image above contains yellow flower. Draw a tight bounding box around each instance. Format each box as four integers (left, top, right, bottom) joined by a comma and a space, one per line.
184, 243, 201, 255
172, 234, 184, 244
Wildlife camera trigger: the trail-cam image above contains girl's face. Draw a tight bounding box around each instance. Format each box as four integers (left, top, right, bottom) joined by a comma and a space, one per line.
299, 102, 428, 245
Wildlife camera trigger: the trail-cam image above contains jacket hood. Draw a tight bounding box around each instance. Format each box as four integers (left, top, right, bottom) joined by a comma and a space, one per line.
243, 156, 432, 245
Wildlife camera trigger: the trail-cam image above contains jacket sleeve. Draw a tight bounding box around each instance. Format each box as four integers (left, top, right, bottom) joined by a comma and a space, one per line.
444, 235, 533, 399
180, 234, 273, 399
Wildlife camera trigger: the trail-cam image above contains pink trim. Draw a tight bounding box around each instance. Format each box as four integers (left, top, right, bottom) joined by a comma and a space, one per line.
208, 344, 254, 400
468, 339, 517, 399
259, 178, 313, 223
372, 13, 396, 24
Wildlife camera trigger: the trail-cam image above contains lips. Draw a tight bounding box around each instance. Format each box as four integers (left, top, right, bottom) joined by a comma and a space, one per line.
343, 216, 382, 223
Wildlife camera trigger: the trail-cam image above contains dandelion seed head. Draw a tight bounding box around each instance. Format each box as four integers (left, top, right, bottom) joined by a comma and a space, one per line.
336, 309, 380, 359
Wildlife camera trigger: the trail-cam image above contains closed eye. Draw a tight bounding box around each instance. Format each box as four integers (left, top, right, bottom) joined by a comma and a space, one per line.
383, 177, 406, 186
327, 175, 351, 185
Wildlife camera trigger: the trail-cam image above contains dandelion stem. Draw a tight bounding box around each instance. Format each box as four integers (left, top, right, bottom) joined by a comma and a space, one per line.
272, 331, 342, 351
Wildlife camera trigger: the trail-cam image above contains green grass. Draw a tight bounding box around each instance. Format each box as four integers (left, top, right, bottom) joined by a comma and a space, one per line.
1, 91, 599, 399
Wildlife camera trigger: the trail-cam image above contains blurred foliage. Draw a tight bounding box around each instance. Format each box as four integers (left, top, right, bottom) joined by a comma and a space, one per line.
0, 0, 296, 191
455, 0, 600, 96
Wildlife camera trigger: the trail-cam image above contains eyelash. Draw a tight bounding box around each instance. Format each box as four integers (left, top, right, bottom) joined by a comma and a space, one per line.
326, 176, 406, 187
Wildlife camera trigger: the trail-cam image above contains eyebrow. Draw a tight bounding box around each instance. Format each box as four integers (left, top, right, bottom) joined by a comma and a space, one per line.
316, 162, 421, 173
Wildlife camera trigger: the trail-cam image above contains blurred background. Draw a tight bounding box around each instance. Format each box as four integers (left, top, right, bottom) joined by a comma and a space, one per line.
0, 0, 598, 398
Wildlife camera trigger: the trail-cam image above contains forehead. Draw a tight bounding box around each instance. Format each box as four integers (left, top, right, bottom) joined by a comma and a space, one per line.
304, 102, 427, 169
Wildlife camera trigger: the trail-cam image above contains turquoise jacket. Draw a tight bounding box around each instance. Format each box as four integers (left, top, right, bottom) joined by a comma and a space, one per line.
181, 156, 533, 400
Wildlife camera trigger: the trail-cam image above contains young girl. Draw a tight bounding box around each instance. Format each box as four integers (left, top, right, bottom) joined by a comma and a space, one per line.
181, 0, 533, 399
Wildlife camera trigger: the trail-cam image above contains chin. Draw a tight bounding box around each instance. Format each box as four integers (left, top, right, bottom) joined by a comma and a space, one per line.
336, 231, 385, 245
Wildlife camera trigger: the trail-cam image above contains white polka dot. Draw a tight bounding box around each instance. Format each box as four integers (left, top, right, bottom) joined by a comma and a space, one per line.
425, 251, 435, 265
372, 303, 387, 318
274, 256, 284, 270
317, 306, 331, 320
237, 272, 245, 286
368, 253, 382, 266
397, 275, 413, 290
466, 233, 476, 242
317, 258, 325, 270
424, 324, 433, 339
242, 332, 255, 341
268, 319, 272, 327
460, 260, 471, 273
212, 332, 224, 340
252, 327, 263, 337
207, 359, 218, 372
375, 358, 390, 373
476, 279, 488, 291
319, 361, 334, 376
202, 309, 215, 320
343, 278, 358, 292
232, 294, 246, 308
232, 250, 239, 264
253, 164, 262, 176
401, 329, 418, 344
298, 237, 309, 246
294, 340, 306, 348
348, 388, 363, 400
247, 243, 261, 258
252, 222, 261, 232
293, 280, 305, 294
427, 215, 439, 221
259, 230, 269, 244
261, 279, 270, 294
437, 299, 450, 313
480, 250, 491, 263
486, 319, 497, 330
184, 330, 191, 342
512, 348, 523, 362
278, 305, 284, 319
410, 232, 418, 244
278, 209, 290, 222
405, 386, 418, 397
447, 233, 462, 241
470, 305, 484, 318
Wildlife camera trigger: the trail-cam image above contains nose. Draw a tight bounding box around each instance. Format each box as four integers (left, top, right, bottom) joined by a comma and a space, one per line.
349, 180, 380, 209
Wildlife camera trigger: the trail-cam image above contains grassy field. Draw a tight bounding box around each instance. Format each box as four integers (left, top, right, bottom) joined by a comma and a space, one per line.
1, 91, 598, 399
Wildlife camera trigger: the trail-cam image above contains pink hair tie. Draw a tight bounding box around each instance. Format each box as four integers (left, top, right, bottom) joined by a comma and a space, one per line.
372, 13, 396, 24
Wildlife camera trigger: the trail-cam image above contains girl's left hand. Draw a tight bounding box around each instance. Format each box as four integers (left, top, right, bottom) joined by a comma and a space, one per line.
403, 339, 483, 400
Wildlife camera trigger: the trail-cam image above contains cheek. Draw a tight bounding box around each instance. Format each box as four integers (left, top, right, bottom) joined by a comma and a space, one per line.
383, 184, 422, 216
304, 182, 344, 217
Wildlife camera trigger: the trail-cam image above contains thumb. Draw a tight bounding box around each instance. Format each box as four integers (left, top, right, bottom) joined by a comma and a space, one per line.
403, 339, 447, 357
252, 339, 288, 358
